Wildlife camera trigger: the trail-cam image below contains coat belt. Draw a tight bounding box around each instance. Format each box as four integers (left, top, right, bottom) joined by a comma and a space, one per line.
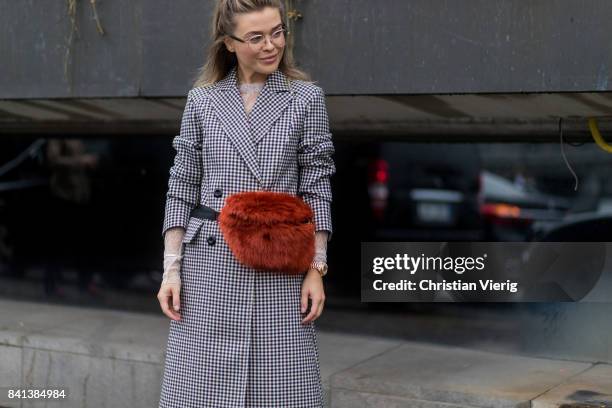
190, 204, 220, 221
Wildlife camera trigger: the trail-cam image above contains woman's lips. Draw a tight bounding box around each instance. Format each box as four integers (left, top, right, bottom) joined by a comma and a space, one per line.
260, 55, 277, 63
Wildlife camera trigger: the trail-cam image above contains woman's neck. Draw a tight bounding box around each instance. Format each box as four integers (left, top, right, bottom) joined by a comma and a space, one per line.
237, 67, 267, 85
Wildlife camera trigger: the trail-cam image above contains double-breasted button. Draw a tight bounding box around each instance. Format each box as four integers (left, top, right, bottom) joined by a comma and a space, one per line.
213, 188, 223, 198
207, 236, 216, 246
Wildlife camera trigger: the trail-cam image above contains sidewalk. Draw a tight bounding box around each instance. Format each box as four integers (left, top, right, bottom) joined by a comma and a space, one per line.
0, 298, 610, 408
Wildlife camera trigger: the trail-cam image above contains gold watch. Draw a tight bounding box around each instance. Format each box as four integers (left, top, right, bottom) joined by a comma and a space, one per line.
310, 261, 328, 277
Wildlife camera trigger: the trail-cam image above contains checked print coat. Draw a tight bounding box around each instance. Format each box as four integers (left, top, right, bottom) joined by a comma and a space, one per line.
158, 65, 335, 408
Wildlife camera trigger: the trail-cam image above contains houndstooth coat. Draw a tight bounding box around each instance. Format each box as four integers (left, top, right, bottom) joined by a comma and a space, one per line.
158, 65, 335, 408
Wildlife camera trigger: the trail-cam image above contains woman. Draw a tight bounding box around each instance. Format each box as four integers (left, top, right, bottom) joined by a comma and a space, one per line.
157, 0, 335, 407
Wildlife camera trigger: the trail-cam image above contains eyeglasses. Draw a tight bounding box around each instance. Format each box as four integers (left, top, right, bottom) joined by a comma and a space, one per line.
227, 25, 288, 51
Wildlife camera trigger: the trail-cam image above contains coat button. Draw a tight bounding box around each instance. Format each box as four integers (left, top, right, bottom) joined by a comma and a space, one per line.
207, 236, 216, 246
213, 189, 222, 198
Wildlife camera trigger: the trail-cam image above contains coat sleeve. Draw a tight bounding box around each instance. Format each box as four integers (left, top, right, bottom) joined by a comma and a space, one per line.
161, 90, 203, 238
297, 86, 336, 242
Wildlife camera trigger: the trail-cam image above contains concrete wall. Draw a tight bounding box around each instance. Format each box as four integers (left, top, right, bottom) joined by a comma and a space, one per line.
2, 0, 612, 99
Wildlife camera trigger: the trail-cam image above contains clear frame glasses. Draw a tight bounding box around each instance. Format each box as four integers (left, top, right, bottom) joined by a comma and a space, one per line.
228, 25, 288, 51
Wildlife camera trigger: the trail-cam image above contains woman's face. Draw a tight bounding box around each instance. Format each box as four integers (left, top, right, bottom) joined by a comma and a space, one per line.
224, 7, 286, 82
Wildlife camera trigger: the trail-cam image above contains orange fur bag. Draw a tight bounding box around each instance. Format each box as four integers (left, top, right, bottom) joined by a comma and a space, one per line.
218, 191, 315, 275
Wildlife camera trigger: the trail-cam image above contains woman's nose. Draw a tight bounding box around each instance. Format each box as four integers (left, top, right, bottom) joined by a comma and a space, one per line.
263, 36, 275, 50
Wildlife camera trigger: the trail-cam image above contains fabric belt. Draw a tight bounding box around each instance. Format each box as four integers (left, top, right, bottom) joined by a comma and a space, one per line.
190, 204, 220, 221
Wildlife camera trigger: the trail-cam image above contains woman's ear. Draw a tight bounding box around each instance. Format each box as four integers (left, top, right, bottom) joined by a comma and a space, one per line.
223, 37, 235, 53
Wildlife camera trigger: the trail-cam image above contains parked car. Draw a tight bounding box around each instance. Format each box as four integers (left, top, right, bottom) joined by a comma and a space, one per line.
324, 141, 484, 299
480, 170, 571, 241
366, 142, 483, 241
522, 212, 612, 301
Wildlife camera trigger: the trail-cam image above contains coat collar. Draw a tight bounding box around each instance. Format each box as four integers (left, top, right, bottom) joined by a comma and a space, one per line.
208, 65, 293, 189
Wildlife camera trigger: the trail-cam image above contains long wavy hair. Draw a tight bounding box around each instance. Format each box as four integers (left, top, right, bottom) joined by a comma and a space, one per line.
193, 0, 312, 88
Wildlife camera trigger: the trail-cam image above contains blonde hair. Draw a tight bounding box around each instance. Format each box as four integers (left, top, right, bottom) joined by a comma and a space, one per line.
193, 0, 312, 88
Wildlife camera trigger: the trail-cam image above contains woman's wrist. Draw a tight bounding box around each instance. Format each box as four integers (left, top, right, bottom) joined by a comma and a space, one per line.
306, 267, 323, 279
162, 252, 183, 286
162, 270, 181, 285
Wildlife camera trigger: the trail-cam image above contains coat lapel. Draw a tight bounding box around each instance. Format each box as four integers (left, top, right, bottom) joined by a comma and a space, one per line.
208, 65, 292, 188
249, 69, 292, 147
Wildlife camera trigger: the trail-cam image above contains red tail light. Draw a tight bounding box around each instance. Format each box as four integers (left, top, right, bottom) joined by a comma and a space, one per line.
481, 203, 520, 218
480, 203, 532, 225
368, 159, 389, 220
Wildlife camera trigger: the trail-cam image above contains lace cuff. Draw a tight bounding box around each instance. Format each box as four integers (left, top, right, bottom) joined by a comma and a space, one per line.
162, 231, 184, 286
313, 230, 328, 263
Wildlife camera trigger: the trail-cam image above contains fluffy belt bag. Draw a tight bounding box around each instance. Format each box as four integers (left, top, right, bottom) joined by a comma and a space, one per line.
218, 191, 315, 275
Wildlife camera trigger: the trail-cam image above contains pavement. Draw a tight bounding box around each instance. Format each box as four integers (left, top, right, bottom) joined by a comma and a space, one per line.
1, 298, 612, 407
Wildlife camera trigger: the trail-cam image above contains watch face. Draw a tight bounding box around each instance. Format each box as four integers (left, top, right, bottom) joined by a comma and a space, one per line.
320, 263, 328, 275
311, 261, 328, 276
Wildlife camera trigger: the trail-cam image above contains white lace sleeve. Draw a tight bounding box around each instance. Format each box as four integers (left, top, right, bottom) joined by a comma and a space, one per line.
162, 227, 185, 285
313, 230, 328, 263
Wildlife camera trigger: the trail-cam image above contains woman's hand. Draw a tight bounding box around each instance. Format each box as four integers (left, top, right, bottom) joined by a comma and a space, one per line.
159, 228, 184, 321
157, 251, 183, 321
158, 280, 181, 321
301, 268, 326, 324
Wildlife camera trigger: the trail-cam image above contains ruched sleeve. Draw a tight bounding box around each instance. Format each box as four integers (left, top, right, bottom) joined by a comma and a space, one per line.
297, 86, 336, 242
161, 90, 203, 238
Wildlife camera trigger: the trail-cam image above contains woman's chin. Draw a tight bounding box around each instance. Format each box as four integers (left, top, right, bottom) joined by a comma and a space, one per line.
258, 61, 279, 71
